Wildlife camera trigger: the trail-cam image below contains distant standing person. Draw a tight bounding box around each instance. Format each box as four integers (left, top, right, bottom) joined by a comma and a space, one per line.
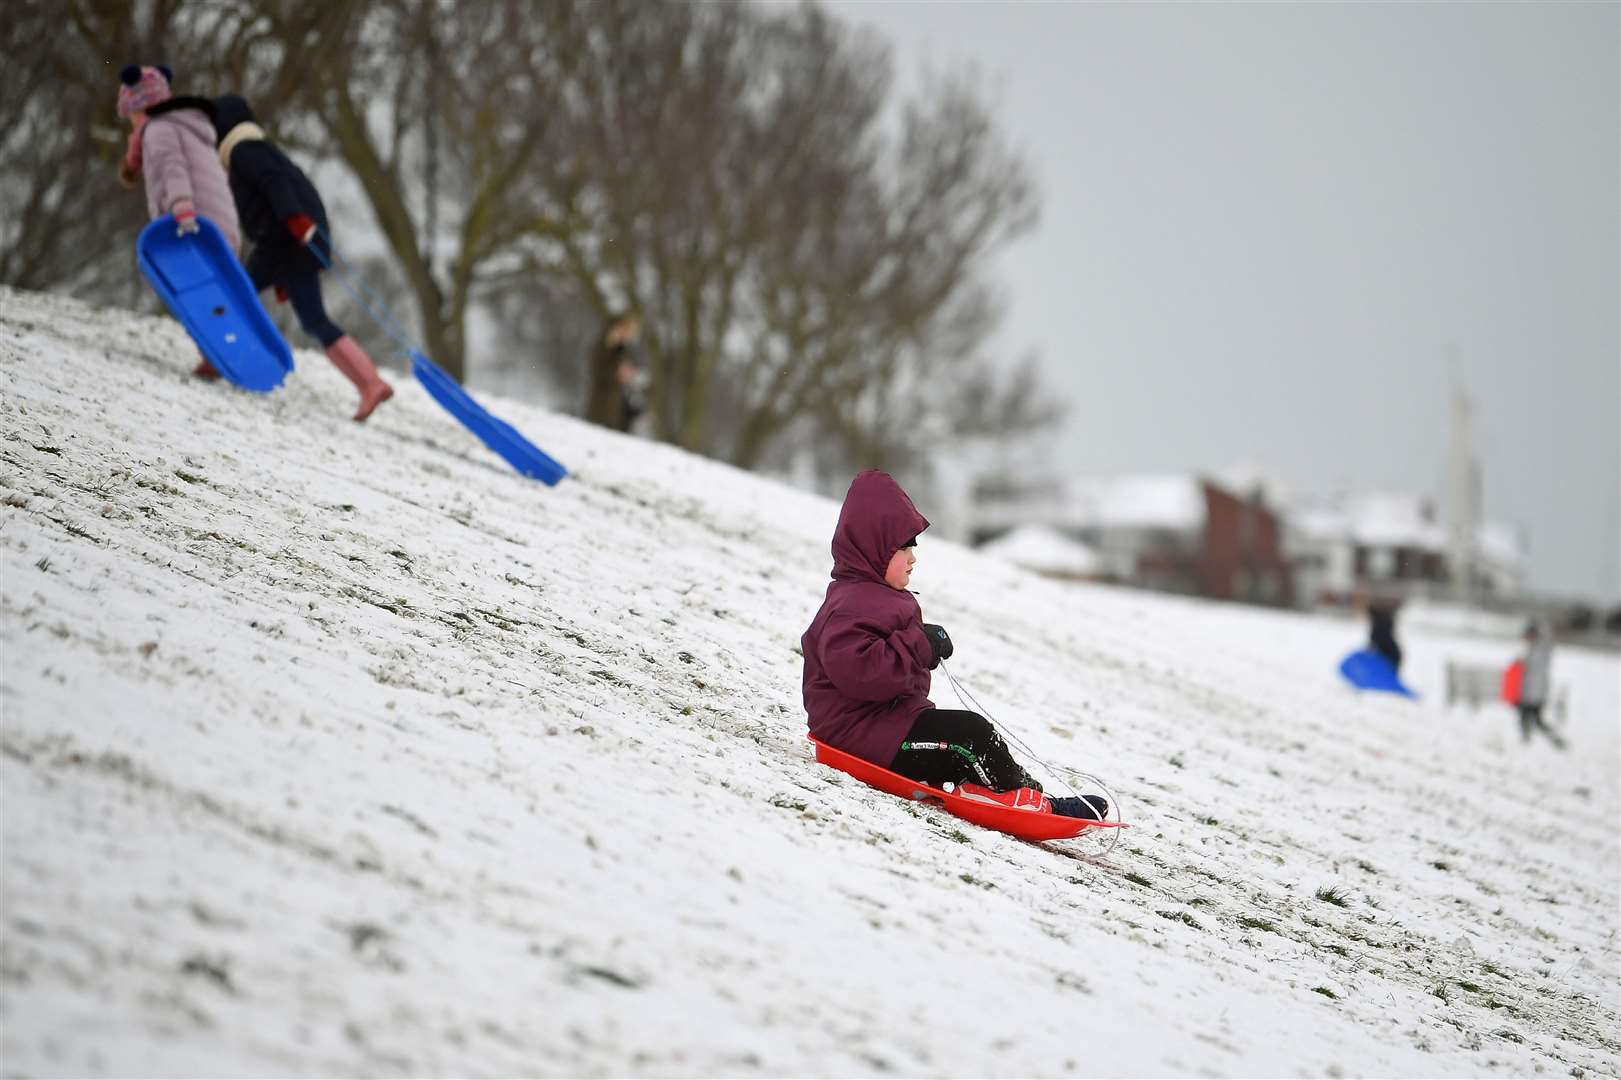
211, 93, 393, 421
1516, 621, 1565, 749
1365, 593, 1403, 673
115, 64, 241, 379
586, 313, 646, 433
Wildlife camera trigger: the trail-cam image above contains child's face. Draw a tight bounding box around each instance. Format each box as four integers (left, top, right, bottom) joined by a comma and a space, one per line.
884, 545, 916, 589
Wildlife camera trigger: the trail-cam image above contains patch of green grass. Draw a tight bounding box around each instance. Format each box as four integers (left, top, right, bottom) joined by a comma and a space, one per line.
1430, 983, 1450, 1004
1480, 962, 1505, 978
769, 796, 807, 813
1457, 980, 1484, 994
1237, 916, 1278, 934
1356, 859, 1379, 875
959, 873, 995, 890
1155, 909, 1204, 931
1199, 816, 1220, 827
943, 828, 972, 845
1311, 986, 1338, 999
1430, 860, 1451, 872
1124, 872, 1152, 887
1323, 943, 1350, 957
1314, 885, 1351, 908
1168, 753, 1185, 769
1187, 897, 1211, 907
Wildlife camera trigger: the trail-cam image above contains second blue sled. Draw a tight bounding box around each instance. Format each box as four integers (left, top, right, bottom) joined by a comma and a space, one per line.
411, 351, 567, 485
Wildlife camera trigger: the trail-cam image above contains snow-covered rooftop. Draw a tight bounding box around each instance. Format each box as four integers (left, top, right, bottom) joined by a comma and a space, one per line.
1071, 473, 1207, 531
1, 286, 1616, 1077
1291, 492, 1526, 570
977, 523, 1100, 576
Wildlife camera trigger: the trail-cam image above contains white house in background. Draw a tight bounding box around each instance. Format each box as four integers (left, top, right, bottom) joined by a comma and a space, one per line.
1067, 474, 1208, 585
1286, 490, 1527, 606
1475, 521, 1528, 596
978, 524, 1101, 580
970, 473, 1295, 604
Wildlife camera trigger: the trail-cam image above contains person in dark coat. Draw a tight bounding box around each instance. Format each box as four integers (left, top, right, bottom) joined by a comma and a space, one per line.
800, 470, 1105, 820
211, 93, 393, 421
1366, 595, 1403, 672
586, 312, 646, 433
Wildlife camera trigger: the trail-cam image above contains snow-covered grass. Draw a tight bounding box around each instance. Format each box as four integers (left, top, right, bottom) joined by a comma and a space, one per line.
2, 285, 1617, 1078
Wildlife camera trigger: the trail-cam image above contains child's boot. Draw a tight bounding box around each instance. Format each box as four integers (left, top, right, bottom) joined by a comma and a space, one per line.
193, 353, 220, 380
324, 336, 394, 421
1049, 795, 1109, 821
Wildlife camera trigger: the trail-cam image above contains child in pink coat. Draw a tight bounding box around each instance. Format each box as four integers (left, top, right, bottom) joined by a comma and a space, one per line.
117, 64, 241, 380
117, 65, 239, 250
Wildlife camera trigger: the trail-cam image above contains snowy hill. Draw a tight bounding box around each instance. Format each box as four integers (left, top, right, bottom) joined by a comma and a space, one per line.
2, 285, 1617, 1078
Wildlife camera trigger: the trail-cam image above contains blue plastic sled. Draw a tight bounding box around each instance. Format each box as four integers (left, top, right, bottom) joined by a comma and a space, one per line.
137, 215, 293, 392
1339, 649, 1418, 699
411, 350, 567, 485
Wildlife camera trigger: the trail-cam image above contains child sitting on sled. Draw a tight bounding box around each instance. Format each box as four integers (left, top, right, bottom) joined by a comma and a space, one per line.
801, 470, 1105, 821
211, 93, 393, 421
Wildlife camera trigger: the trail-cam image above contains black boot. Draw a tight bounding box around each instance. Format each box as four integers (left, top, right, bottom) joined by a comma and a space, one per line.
1049, 795, 1108, 821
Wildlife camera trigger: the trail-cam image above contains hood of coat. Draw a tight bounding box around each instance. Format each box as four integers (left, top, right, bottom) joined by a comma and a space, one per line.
829, 470, 929, 587
146, 96, 216, 122
211, 94, 258, 142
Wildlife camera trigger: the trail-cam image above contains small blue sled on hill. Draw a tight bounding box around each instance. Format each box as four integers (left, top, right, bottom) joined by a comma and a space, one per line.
409, 349, 567, 484
1339, 649, 1418, 699
136, 214, 292, 392
309, 233, 567, 486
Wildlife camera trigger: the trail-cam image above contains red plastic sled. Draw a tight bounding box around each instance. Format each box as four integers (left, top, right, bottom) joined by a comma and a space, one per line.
809, 737, 1123, 843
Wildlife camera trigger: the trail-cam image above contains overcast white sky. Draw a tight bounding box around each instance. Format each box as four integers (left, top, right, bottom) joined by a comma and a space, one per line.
824, 0, 1619, 601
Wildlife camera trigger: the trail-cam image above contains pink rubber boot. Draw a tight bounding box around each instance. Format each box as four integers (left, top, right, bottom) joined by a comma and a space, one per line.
323, 336, 394, 421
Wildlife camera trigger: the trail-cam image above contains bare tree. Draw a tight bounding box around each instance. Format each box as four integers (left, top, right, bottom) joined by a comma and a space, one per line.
8, 0, 1058, 477
493, 1, 1054, 473
307, 0, 599, 382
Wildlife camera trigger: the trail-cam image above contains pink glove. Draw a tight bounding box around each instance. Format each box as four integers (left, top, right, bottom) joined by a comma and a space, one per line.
172, 199, 199, 236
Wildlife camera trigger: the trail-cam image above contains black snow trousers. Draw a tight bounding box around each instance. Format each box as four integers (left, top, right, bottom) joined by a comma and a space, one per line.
1517, 705, 1566, 749
888, 709, 1039, 793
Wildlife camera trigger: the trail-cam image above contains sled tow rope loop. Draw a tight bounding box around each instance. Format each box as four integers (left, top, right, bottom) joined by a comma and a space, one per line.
940, 658, 1123, 850
309, 226, 421, 360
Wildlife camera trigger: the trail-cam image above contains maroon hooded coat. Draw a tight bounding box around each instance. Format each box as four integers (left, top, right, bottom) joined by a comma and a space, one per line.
801, 471, 937, 766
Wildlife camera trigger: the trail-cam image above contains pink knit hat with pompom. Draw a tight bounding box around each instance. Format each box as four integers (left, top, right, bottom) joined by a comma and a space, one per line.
116, 65, 173, 118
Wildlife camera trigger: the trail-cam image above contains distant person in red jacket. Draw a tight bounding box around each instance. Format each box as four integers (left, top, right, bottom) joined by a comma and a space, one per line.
1515, 621, 1565, 749
800, 470, 1104, 820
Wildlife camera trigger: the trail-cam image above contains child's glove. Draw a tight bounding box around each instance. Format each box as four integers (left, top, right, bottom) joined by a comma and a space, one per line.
922, 623, 953, 663
286, 214, 317, 246
172, 199, 199, 235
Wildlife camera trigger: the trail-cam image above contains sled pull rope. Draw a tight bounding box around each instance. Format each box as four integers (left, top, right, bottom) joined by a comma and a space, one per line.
940, 659, 1123, 849
308, 226, 421, 360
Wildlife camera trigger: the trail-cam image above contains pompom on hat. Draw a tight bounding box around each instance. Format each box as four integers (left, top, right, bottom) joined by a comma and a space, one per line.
116, 64, 173, 118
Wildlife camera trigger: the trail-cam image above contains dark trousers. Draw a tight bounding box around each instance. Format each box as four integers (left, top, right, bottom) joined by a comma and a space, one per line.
888, 709, 1038, 793
1370, 635, 1402, 672
252, 266, 344, 348
1517, 705, 1565, 748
